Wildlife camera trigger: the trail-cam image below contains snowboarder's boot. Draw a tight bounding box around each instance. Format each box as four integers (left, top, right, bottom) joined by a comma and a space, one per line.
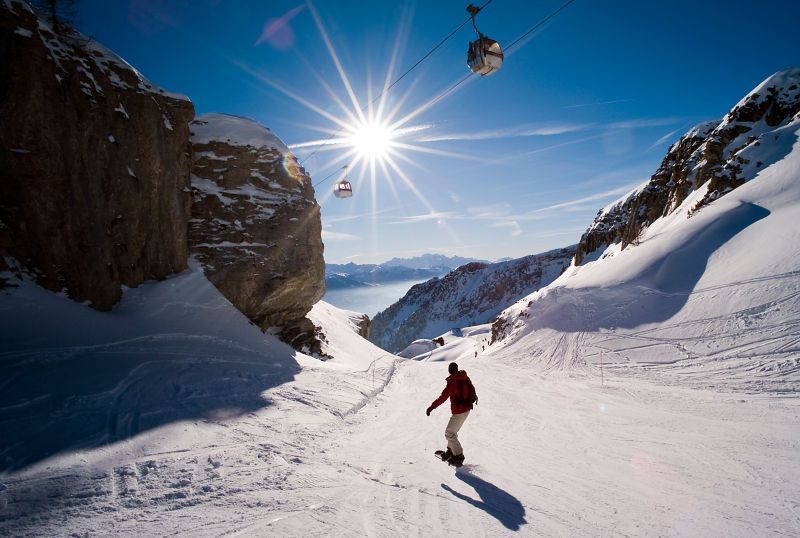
436, 448, 453, 461
448, 453, 465, 467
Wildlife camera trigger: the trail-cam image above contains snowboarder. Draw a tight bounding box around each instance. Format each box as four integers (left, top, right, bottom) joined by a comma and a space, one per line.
426, 362, 477, 467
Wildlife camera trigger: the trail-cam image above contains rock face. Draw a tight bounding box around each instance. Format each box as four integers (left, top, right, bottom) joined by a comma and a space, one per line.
354, 314, 371, 339
575, 68, 800, 265
0, 1, 194, 309
189, 113, 325, 348
370, 247, 576, 352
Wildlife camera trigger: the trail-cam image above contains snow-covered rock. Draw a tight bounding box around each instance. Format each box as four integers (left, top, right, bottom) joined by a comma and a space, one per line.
0, 0, 195, 309
575, 67, 800, 265
370, 246, 576, 352
189, 113, 324, 351
397, 339, 439, 359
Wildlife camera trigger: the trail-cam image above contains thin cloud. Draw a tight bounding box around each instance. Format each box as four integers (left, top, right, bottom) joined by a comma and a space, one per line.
388, 211, 459, 224
515, 182, 642, 219
467, 203, 513, 219
393, 123, 435, 136
415, 118, 682, 145
491, 220, 523, 236
609, 118, 682, 129
647, 127, 682, 151
321, 230, 361, 241
416, 123, 593, 142
323, 207, 398, 224
565, 98, 635, 109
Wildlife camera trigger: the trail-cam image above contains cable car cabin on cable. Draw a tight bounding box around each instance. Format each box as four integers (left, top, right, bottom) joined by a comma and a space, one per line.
466, 4, 503, 76
333, 165, 352, 198
467, 38, 503, 76
334, 179, 352, 198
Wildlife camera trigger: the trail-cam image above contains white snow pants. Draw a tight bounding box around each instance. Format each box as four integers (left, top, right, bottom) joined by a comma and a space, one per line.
445, 411, 470, 456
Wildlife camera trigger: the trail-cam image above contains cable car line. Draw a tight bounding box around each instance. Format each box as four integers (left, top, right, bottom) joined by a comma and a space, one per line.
312, 166, 345, 188
304, 0, 578, 196
503, 0, 577, 54
384, 0, 494, 96
298, 0, 495, 168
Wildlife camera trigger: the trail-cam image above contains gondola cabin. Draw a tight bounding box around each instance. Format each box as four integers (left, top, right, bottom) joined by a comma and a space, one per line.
465, 4, 503, 76
467, 37, 503, 76
334, 179, 353, 198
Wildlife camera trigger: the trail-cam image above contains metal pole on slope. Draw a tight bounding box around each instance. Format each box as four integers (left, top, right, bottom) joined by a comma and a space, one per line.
368, 354, 393, 390
600, 351, 604, 387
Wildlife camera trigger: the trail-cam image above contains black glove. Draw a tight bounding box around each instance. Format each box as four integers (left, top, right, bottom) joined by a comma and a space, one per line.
426, 406, 432, 416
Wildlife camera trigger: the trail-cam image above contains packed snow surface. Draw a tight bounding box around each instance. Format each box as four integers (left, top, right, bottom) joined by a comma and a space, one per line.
1, 104, 799, 537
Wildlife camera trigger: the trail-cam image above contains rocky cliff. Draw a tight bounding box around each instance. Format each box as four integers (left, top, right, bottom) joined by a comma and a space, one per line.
370, 246, 576, 352
0, 0, 194, 309
189, 113, 325, 352
576, 68, 800, 265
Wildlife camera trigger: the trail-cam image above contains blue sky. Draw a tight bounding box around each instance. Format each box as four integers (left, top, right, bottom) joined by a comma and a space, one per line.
76, 0, 800, 264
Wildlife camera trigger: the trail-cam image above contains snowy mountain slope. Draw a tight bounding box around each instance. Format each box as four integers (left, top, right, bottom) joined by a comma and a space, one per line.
371, 246, 576, 352
576, 68, 800, 264
491, 75, 800, 392
6, 273, 797, 537
0, 263, 393, 497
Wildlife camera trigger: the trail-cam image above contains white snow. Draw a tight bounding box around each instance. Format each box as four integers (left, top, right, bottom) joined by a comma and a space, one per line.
190, 113, 290, 153
493, 118, 800, 393
107, 135, 115, 143
194, 150, 234, 161
114, 103, 129, 119
163, 115, 173, 131
13, 26, 32, 38
193, 241, 271, 248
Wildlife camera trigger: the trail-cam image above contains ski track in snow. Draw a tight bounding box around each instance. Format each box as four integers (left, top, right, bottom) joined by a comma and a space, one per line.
1, 320, 798, 536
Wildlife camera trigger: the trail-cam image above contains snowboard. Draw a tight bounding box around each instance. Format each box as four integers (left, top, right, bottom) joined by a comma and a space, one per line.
434, 450, 464, 467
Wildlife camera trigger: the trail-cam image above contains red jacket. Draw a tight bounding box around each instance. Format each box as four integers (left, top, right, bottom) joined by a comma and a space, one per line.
430, 370, 475, 415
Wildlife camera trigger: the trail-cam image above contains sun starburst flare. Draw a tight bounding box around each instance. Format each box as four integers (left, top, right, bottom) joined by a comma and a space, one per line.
239, 0, 488, 215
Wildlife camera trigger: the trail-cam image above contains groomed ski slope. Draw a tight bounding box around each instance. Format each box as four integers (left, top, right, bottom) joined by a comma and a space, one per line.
2, 114, 800, 537
1, 290, 799, 535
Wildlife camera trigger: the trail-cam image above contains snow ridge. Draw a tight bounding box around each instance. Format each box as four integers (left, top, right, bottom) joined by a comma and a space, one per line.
576, 67, 800, 265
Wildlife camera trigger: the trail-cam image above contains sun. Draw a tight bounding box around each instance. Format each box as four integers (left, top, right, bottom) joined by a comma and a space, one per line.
347, 120, 395, 161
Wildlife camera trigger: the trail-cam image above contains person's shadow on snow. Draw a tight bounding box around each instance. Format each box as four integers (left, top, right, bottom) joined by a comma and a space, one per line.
442, 468, 526, 531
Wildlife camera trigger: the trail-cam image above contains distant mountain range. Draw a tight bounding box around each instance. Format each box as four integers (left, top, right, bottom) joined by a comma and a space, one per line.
369, 246, 577, 352
325, 254, 489, 290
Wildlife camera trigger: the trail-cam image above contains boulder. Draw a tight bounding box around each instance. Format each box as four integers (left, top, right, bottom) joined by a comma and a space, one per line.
189, 113, 325, 344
